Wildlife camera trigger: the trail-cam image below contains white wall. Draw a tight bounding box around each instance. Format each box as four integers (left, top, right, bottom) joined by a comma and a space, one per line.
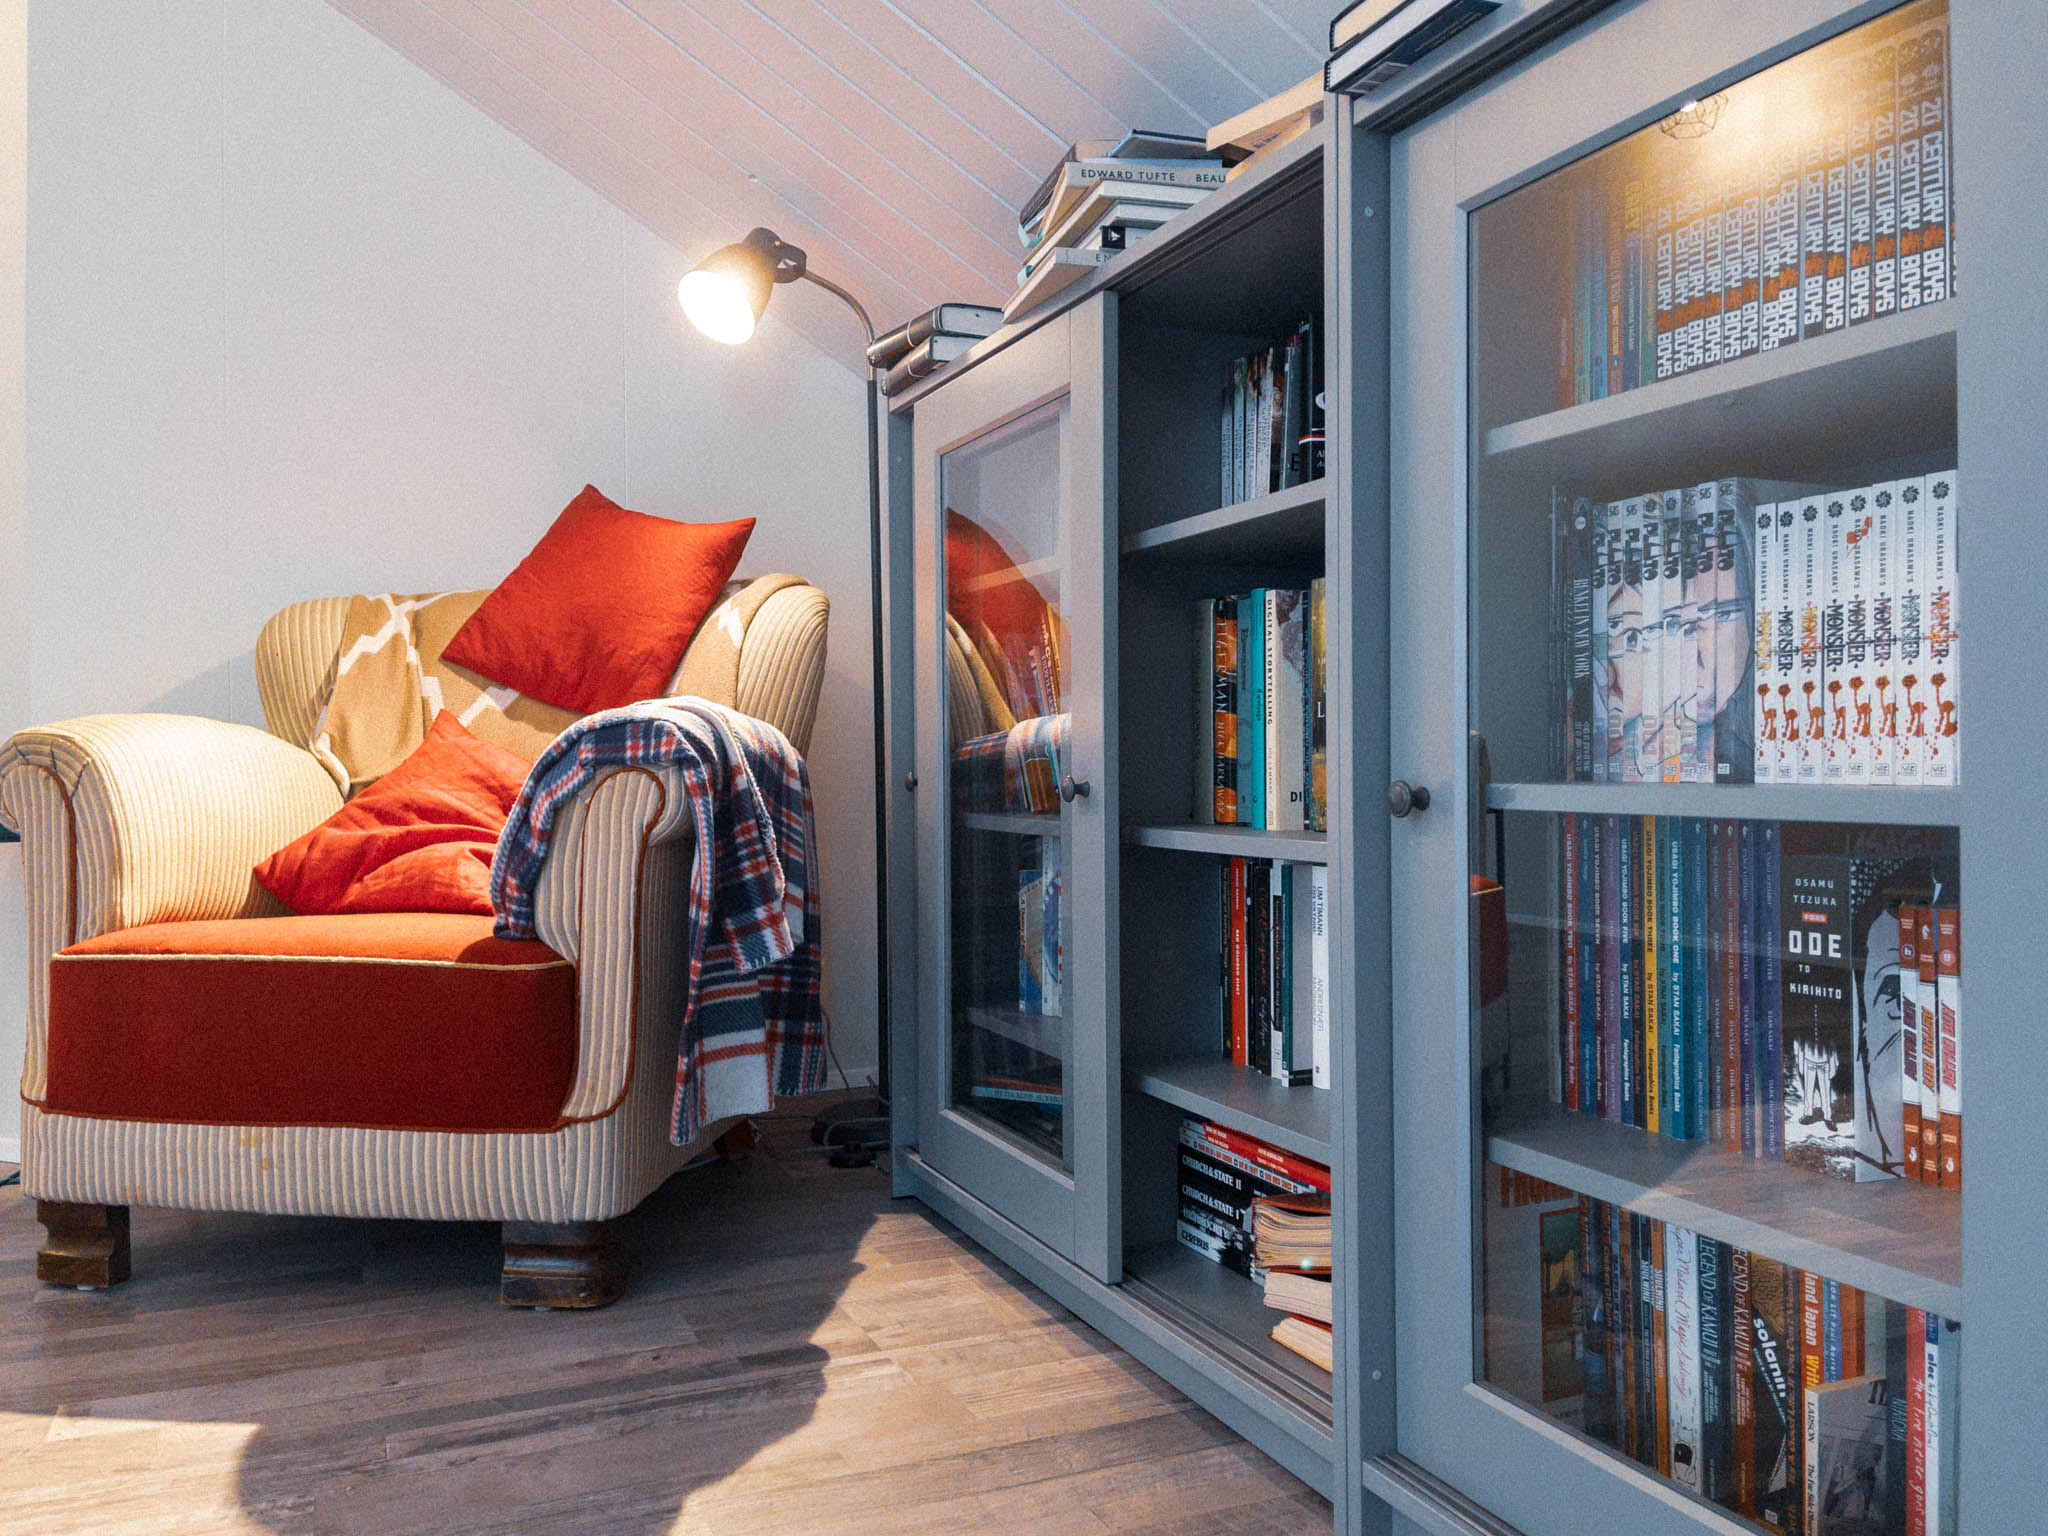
1, 0, 877, 1156
0, 0, 24, 1163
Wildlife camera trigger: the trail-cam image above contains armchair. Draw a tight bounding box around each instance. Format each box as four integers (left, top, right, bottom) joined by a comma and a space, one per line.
2, 575, 827, 1307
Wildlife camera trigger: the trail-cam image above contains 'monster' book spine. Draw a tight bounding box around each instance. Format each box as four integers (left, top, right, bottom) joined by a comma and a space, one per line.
1867, 481, 1900, 786
1900, 903, 1923, 1182
1820, 492, 1850, 784
1867, 35, 1901, 321
1792, 497, 1826, 784
1923, 470, 1959, 787
1841, 484, 1875, 787
1893, 477, 1928, 787
1771, 503, 1800, 784
1753, 501, 1780, 784
1937, 905, 1961, 1191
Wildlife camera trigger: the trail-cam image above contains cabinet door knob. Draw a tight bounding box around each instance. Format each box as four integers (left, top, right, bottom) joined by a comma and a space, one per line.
1059, 775, 1090, 803
904, 770, 918, 791
1387, 780, 1431, 818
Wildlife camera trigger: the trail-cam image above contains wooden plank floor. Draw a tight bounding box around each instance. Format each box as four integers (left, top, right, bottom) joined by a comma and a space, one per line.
0, 1105, 1329, 1535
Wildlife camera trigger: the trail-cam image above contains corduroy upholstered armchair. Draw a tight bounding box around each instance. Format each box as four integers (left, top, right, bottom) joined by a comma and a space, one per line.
1, 575, 826, 1307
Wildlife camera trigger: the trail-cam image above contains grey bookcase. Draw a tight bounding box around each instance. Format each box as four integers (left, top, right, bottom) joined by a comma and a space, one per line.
883, 117, 1392, 1534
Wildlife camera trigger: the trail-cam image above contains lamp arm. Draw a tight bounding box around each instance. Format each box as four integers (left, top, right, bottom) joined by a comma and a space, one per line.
798, 268, 877, 347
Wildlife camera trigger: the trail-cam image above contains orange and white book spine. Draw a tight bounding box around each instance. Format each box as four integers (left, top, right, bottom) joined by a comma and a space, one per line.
1894, 477, 1928, 786
1899, 905, 1922, 1181
1916, 906, 1940, 1185
1923, 470, 1959, 787
1937, 906, 1960, 1190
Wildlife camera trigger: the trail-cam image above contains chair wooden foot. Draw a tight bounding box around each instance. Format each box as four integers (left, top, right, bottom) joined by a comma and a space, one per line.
37, 1201, 131, 1289
500, 1219, 625, 1309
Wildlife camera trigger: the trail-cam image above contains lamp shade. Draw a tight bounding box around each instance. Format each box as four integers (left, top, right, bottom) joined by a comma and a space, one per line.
678, 227, 804, 345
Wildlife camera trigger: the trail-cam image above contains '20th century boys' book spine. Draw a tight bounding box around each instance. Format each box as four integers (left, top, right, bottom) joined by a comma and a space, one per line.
1923, 470, 1959, 788
1866, 32, 1902, 322
1821, 52, 1852, 336
1899, 14, 1953, 309
1798, 63, 1831, 341
1782, 852, 1857, 1180
1724, 144, 1763, 363
1697, 162, 1726, 372
1671, 173, 1707, 378
1759, 124, 1803, 352
1713, 478, 1758, 783
1844, 37, 1877, 328
1654, 162, 1679, 382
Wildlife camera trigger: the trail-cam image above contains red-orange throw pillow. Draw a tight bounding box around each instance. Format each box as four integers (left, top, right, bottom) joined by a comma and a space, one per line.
441, 485, 755, 715
255, 712, 531, 916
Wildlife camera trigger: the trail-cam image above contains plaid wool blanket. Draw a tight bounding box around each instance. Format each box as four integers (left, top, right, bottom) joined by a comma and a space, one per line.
490, 699, 825, 1144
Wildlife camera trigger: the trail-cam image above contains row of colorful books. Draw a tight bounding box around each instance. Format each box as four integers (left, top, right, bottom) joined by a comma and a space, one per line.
1196, 583, 1328, 830
1548, 0, 1951, 410
1217, 857, 1329, 1089
1016, 855, 1063, 1021
1219, 317, 1324, 509
1553, 815, 1961, 1189
1552, 470, 1959, 789
1498, 1170, 1959, 1536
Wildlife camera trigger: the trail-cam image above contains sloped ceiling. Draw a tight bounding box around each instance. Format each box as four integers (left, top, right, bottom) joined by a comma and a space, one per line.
324, 0, 1332, 365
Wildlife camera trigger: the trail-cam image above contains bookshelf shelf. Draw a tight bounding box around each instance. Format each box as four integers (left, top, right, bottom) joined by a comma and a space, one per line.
1120, 479, 1327, 566
1125, 824, 1328, 862
1487, 1106, 1961, 1321
961, 554, 1060, 596
962, 1003, 1069, 1057
1481, 300, 1957, 502
1484, 781, 1962, 827
1133, 1057, 1333, 1163
1121, 1240, 1334, 1420
959, 809, 1062, 837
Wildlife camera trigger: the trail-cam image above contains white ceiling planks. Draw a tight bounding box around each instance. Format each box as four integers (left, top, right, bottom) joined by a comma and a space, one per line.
323, 0, 1340, 367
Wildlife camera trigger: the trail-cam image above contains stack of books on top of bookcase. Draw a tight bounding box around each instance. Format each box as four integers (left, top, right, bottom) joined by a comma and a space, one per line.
1197, 584, 1327, 830
1554, 815, 1963, 1191
1551, 470, 1959, 788
871, 303, 1002, 397
1486, 1164, 1958, 1536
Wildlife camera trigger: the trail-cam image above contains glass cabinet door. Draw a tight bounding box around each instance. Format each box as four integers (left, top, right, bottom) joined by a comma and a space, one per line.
1389, 4, 1963, 1533
910, 304, 1118, 1281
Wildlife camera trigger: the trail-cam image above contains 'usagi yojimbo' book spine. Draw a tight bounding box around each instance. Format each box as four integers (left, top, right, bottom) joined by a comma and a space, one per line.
1654, 162, 1679, 382
1866, 481, 1899, 787
1821, 491, 1851, 784
1841, 485, 1877, 786
1753, 501, 1780, 785
1923, 470, 1958, 788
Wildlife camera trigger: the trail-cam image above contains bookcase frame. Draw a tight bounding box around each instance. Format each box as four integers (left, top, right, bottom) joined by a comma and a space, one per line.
1371, 1, 2042, 1533
885, 118, 1390, 1530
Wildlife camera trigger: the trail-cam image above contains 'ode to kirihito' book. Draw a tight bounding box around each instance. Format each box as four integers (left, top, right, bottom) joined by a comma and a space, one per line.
1783, 853, 1857, 1179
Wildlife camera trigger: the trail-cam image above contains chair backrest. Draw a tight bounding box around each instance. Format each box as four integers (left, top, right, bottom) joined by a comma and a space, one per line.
254, 575, 830, 758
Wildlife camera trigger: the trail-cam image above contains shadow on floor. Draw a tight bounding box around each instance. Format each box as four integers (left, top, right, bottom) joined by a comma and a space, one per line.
1, 1129, 878, 1536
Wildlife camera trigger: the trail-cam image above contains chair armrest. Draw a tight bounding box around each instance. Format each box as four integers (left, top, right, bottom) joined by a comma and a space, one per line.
1, 713, 343, 1100
531, 764, 697, 1120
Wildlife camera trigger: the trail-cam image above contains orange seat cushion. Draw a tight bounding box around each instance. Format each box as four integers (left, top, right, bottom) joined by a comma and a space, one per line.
43, 914, 580, 1133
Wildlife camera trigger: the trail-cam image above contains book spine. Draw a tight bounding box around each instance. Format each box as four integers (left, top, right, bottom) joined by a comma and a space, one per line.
1712, 478, 1755, 785
1793, 497, 1825, 782
1924, 470, 1958, 787
1800, 71, 1829, 339
1680, 484, 1714, 783
1602, 816, 1623, 1123
1622, 166, 1643, 393
1721, 822, 1744, 1154
1842, 485, 1875, 786
1637, 493, 1666, 783
1937, 905, 1960, 1190
1821, 492, 1850, 783
1281, 329, 1306, 490
1726, 151, 1761, 363
1673, 175, 1705, 377
1606, 502, 1628, 782
1846, 37, 1876, 327
1700, 166, 1725, 371
1636, 1213, 1657, 1466
1270, 862, 1289, 1082
1641, 816, 1662, 1135
1606, 163, 1625, 397
1220, 860, 1233, 1055
1616, 815, 1637, 1127
1310, 865, 1331, 1090
1583, 816, 1603, 1114
1869, 34, 1901, 321
1738, 820, 1758, 1158
1758, 821, 1784, 1163
1885, 1301, 1909, 1536
1667, 1225, 1702, 1491
1309, 576, 1328, 831
1590, 506, 1613, 782
1901, 904, 1923, 1181
1920, 1310, 1941, 1535
1228, 858, 1247, 1065
1823, 53, 1850, 335
1562, 814, 1582, 1113
1575, 176, 1594, 404
1905, 1305, 1927, 1536
1895, 477, 1928, 786
1649, 1217, 1670, 1472
1760, 133, 1802, 352
1771, 503, 1799, 783
1239, 591, 1266, 828
1582, 1199, 1611, 1445
1912, 21, 1952, 306
1823, 1277, 1843, 1381
1248, 860, 1271, 1075
1193, 599, 1215, 823
1685, 817, 1710, 1141
1696, 1236, 1728, 1501
1617, 1211, 1637, 1458
1728, 1247, 1756, 1516
1705, 821, 1726, 1146
1753, 501, 1779, 783
1917, 905, 1939, 1185
1212, 599, 1240, 823
1936, 1316, 1960, 1536
1659, 493, 1688, 783
1617, 496, 1647, 782
1265, 588, 1306, 831
1868, 481, 1899, 785
1199, 1120, 1330, 1191
1662, 816, 1687, 1140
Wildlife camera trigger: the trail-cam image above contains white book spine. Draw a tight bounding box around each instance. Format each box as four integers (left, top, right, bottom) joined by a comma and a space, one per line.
1753, 501, 1779, 784
1309, 865, 1330, 1091
1937, 909, 1960, 1188
1919, 912, 1940, 1180
1895, 476, 1929, 785
1659, 491, 1687, 783
1841, 485, 1874, 785
1921, 1312, 1942, 1535
1681, 483, 1716, 783
1289, 864, 1317, 1080
1923, 470, 1958, 787
1618, 496, 1648, 783
1605, 500, 1628, 782
1665, 1224, 1702, 1490
1867, 482, 1899, 786
1821, 492, 1850, 782
1637, 493, 1666, 784
1794, 496, 1826, 781
1265, 587, 1307, 831
1770, 502, 1799, 783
